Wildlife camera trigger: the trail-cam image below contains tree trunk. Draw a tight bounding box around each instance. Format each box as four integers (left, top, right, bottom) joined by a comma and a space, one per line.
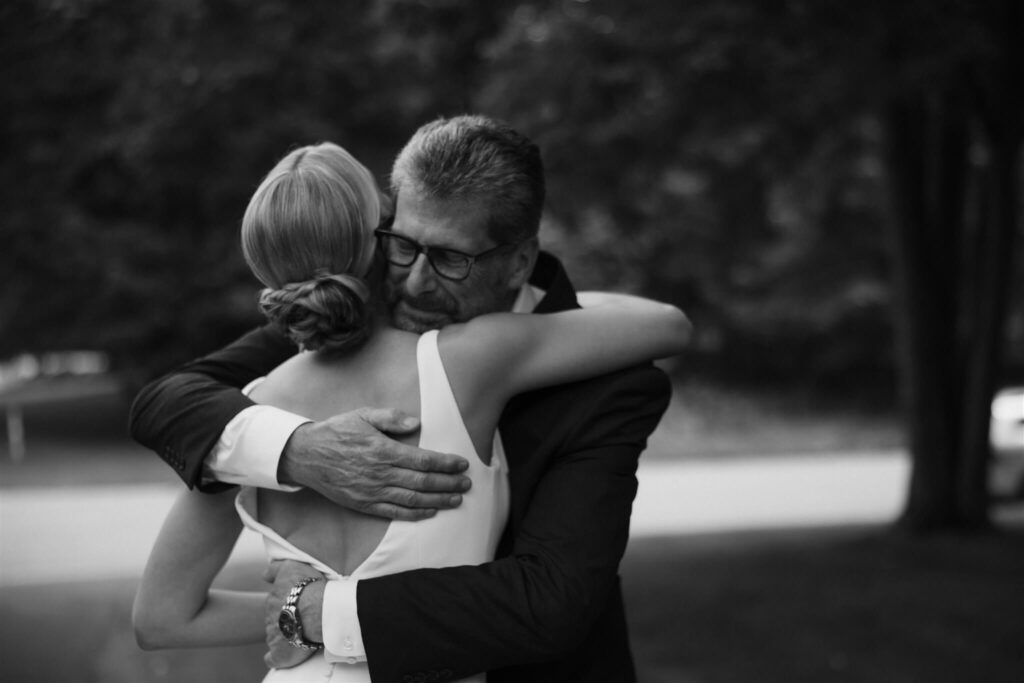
957, 143, 1021, 523
882, 0, 1023, 532
882, 93, 969, 531
958, 0, 1024, 523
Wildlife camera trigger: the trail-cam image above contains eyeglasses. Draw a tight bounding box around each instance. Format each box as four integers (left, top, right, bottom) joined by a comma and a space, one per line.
374, 228, 516, 282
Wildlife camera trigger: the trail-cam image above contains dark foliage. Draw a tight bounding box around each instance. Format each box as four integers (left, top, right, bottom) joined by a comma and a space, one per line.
2, 0, 1020, 405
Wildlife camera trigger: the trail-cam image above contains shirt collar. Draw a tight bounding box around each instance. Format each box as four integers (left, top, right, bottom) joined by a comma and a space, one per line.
512, 284, 545, 313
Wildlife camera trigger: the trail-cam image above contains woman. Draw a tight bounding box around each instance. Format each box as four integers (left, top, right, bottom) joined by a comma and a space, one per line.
133, 142, 689, 682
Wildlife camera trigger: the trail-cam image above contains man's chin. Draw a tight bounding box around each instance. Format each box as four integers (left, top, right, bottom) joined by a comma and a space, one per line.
392, 303, 453, 333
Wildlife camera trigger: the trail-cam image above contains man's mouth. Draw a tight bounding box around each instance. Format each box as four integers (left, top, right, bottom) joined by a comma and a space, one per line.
399, 297, 450, 314
394, 299, 453, 328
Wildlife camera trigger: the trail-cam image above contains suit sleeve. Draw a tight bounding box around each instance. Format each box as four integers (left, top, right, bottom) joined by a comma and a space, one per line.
128, 323, 296, 490
357, 365, 672, 682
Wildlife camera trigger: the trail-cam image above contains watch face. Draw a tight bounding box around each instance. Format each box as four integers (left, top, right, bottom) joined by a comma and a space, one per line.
278, 610, 299, 640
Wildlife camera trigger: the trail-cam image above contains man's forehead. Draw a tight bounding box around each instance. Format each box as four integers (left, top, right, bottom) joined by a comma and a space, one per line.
393, 192, 492, 248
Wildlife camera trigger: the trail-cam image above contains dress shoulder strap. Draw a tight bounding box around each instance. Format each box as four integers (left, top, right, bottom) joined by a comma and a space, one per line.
415, 329, 480, 463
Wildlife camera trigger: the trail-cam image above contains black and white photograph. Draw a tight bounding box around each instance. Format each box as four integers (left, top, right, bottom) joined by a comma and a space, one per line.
1, 1, 1022, 681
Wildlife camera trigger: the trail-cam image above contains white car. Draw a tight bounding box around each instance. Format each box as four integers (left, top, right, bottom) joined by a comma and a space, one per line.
990, 387, 1024, 499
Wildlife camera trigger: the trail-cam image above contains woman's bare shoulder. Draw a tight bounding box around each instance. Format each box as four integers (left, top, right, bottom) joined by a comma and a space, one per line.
246, 352, 318, 406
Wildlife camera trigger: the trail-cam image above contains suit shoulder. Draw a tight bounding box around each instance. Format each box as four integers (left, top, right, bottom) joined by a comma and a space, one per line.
538, 362, 672, 424
579, 361, 671, 399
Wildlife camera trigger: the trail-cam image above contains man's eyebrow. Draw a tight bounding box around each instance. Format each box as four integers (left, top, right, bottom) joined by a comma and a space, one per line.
389, 227, 473, 253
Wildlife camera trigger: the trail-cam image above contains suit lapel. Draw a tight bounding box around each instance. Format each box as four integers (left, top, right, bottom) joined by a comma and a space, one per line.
493, 252, 581, 555
529, 251, 579, 314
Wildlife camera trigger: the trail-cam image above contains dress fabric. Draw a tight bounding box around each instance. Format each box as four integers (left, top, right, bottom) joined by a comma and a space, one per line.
235, 330, 509, 683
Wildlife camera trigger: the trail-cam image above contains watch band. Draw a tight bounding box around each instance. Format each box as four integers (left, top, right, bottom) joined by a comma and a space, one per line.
279, 576, 324, 651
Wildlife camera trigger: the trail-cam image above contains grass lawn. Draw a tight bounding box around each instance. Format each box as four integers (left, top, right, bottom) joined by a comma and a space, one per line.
624, 527, 1024, 683
646, 380, 905, 461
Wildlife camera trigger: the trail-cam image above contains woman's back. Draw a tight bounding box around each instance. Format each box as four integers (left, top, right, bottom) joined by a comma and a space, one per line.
245, 327, 506, 577
249, 325, 419, 417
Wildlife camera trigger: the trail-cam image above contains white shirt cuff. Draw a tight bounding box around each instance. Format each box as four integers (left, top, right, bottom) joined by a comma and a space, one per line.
322, 578, 366, 663
201, 404, 309, 490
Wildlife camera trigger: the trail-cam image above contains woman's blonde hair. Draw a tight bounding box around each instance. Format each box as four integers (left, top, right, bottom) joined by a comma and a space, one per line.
241, 142, 382, 354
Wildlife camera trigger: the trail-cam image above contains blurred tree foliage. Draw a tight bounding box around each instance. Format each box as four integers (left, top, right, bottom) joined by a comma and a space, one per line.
481, 1, 899, 392
0, 0, 486, 384
1, 0, 1020, 416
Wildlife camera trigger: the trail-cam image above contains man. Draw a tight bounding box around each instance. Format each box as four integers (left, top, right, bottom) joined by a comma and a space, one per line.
130, 115, 672, 682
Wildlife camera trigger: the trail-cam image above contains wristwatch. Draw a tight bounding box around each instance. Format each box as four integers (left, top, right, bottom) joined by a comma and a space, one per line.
278, 576, 324, 651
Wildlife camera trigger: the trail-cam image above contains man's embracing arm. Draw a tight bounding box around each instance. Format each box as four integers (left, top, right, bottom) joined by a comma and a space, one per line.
363, 367, 670, 680
129, 324, 472, 514
269, 364, 671, 681
129, 324, 297, 491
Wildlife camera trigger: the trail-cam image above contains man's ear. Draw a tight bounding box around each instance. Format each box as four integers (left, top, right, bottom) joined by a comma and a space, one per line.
507, 237, 539, 290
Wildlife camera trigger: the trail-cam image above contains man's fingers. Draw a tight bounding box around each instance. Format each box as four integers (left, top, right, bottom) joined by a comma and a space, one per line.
395, 468, 473, 495
263, 560, 282, 583
385, 487, 465, 509
365, 502, 439, 522
357, 485, 467, 518
270, 559, 322, 588
385, 441, 470, 475
356, 407, 421, 436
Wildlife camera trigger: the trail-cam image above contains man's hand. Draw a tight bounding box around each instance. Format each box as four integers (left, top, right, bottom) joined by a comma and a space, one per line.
278, 407, 471, 521
264, 560, 325, 670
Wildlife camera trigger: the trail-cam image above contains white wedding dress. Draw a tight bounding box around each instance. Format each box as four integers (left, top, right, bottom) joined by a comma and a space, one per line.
235, 330, 510, 683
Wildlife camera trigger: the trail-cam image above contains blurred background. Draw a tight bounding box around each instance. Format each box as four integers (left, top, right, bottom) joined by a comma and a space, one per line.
1, 0, 1023, 681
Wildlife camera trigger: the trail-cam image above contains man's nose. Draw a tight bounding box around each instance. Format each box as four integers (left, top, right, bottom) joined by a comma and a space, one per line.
403, 253, 438, 296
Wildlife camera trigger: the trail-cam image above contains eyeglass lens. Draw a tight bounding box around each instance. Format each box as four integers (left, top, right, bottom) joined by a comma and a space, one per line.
378, 233, 472, 280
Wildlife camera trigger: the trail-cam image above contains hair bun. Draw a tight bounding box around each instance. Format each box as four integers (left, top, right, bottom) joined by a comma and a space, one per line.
258, 272, 372, 354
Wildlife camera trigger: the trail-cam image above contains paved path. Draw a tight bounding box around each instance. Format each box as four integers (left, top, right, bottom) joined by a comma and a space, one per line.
631, 450, 908, 535
0, 451, 909, 587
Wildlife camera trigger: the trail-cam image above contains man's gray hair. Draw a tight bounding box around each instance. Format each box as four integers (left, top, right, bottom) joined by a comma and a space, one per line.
390, 115, 545, 243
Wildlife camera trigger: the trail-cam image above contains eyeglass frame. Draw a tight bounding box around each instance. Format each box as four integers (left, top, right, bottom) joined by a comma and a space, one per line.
373, 227, 520, 282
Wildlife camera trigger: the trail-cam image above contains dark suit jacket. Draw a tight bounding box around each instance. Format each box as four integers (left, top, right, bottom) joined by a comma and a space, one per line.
130, 252, 672, 683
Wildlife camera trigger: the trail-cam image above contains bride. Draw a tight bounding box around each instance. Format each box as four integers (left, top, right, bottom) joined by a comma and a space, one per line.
132, 141, 689, 682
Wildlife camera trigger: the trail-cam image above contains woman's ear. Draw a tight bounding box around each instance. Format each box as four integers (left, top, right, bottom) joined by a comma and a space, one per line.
507, 237, 540, 290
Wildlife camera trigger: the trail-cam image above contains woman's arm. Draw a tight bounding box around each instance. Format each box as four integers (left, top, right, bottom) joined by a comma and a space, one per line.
441, 291, 690, 404
132, 490, 265, 649
575, 290, 663, 309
